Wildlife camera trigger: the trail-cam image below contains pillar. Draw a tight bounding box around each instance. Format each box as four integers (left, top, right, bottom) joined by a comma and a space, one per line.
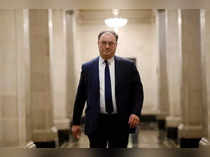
155, 9, 170, 131
165, 9, 181, 142
48, 9, 70, 146
199, 9, 210, 148
178, 9, 204, 148
29, 9, 57, 147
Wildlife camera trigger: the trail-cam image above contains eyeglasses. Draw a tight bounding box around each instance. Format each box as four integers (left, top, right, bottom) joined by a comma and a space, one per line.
100, 41, 116, 47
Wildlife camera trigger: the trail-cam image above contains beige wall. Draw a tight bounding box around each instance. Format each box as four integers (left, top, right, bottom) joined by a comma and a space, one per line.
0, 9, 19, 147
0, 9, 30, 147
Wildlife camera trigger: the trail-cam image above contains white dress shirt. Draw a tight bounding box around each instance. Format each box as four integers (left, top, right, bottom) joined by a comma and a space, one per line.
99, 56, 117, 114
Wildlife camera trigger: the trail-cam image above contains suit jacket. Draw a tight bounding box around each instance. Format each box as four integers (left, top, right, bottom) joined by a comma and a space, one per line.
72, 56, 144, 135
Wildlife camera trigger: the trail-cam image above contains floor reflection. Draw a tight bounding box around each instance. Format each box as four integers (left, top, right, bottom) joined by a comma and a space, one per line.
62, 122, 178, 148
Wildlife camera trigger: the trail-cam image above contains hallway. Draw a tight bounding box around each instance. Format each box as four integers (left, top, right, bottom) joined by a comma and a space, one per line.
0, 9, 210, 148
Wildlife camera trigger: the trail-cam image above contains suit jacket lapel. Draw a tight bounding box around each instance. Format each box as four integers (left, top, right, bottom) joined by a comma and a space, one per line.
114, 56, 120, 91
93, 57, 100, 111
92, 57, 99, 90
114, 56, 120, 111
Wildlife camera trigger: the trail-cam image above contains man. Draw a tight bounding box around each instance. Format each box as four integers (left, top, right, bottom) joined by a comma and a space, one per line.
71, 30, 144, 148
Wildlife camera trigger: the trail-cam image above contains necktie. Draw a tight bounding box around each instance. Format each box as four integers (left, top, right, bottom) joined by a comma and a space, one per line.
104, 60, 113, 114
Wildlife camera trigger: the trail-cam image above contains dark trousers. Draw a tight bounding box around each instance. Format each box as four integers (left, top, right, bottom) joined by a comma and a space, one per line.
88, 114, 129, 148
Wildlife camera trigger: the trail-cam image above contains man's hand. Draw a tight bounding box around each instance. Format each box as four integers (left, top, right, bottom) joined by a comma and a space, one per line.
128, 114, 140, 128
71, 125, 81, 140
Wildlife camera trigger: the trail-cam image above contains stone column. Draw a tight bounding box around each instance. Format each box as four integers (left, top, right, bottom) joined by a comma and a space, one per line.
0, 9, 30, 147
199, 9, 210, 148
178, 9, 204, 148
29, 9, 57, 147
165, 9, 181, 142
48, 9, 70, 146
66, 10, 78, 123
16, 9, 32, 147
207, 9, 210, 147
155, 9, 170, 131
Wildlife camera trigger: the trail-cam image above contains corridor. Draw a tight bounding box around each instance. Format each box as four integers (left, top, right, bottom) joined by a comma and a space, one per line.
0, 8, 210, 148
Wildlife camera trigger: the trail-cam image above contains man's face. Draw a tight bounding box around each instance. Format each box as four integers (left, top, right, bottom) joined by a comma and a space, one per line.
98, 32, 117, 60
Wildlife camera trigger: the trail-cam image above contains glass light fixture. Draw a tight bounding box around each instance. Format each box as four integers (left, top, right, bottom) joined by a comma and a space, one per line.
104, 9, 128, 29
104, 17, 128, 28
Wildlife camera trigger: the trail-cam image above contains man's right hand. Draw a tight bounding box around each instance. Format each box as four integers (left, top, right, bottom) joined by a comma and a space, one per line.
71, 125, 81, 140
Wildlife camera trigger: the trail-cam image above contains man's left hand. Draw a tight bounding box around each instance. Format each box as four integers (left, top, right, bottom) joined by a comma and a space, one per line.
128, 114, 140, 128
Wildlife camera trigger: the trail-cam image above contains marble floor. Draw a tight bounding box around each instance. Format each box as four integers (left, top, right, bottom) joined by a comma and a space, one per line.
62, 122, 178, 148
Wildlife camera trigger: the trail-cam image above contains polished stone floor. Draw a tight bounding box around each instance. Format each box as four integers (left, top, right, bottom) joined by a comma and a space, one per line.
62, 122, 178, 148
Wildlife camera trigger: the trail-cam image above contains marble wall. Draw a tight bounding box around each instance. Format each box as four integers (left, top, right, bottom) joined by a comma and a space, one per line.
0, 9, 30, 147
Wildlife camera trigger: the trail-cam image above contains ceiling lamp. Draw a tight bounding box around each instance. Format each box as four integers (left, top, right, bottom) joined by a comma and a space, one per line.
104, 9, 128, 29
104, 17, 128, 28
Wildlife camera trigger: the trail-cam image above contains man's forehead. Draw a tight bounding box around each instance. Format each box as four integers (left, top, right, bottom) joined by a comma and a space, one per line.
100, 32, 116, 40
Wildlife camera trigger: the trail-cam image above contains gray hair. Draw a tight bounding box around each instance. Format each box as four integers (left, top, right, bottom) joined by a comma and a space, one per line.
98, 31, 118, 42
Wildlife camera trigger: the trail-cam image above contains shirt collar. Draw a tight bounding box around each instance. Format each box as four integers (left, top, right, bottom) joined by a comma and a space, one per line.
99, 56, 114, 65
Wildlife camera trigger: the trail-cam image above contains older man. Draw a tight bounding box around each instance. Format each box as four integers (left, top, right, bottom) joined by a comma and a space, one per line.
71, 31, 144, 148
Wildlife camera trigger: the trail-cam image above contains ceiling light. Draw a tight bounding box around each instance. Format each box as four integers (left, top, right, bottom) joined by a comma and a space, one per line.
104, 17, 128, 28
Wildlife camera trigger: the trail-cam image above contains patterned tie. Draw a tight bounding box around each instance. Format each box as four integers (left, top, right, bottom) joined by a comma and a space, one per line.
104, 60, 113, 114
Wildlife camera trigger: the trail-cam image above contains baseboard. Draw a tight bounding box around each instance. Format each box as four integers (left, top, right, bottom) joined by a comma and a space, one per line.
167, 127, 178, 143
157, 119, 166, 130
180, 138, 201, 148
141, 114, 157, 122
34, 141, 56, 148
58, 129, 70, 146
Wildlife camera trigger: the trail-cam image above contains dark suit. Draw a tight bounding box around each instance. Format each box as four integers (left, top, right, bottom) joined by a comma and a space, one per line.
72, 56, 144, 147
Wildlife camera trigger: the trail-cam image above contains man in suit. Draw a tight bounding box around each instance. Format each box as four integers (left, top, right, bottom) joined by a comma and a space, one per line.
71, 30, 144, 148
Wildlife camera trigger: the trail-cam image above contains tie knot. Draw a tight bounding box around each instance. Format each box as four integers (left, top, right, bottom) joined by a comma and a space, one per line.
104, 60, 108, 65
